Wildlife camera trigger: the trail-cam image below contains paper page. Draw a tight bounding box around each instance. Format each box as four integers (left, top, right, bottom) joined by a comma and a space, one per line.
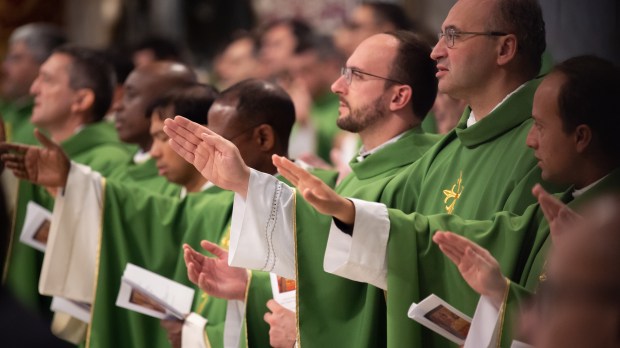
408, 294, 472, 345
270, 273, 296, 312
115, 263, 194, 320
20, 201, 52, 252
50, 296, 92, 324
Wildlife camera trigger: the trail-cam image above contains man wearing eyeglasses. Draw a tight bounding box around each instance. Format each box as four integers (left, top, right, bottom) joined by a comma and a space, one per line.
258, 0, 561, 347
163, 30, 440, 347
175, 1, 565, 348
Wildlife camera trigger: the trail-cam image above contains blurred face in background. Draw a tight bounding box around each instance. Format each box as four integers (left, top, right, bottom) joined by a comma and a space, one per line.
2, 41, 41, 101
215, 37, 260, 89
114, 69, 156, 148
29, 53, 76, 129
260, 24, 297, 77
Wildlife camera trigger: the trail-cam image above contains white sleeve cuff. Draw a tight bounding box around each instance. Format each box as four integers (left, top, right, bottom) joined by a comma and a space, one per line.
223, 300, 245, 348
323, 198, 389, 290
182, 313, 208, 348
39, 162, 104, 303
464, 296, 501, 348
228, 169, 296, 279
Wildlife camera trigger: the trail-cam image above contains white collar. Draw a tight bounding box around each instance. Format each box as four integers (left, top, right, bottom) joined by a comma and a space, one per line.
356, 132, 406, 162
572, 174, 609, 198
467, 83, 527, 128
133, 149, 151, 164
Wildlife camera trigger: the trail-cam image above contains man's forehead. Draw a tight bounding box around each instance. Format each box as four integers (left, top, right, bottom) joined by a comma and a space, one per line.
208, 100, 238, 122
442, 0, 495, 29
347, 34, 397, 68
41, 53, 70, 74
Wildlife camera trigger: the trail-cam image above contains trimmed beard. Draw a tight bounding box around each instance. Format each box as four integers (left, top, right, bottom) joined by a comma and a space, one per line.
336, 94, 387, 133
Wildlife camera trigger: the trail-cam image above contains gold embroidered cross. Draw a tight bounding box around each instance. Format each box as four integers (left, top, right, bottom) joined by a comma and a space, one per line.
443, 171, 464, 214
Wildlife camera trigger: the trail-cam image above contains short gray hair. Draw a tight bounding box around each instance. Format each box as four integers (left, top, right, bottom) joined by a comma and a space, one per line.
9, 23, 67, 63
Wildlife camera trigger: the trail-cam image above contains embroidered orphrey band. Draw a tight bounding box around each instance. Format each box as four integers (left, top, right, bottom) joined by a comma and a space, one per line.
261, 181, 283, 272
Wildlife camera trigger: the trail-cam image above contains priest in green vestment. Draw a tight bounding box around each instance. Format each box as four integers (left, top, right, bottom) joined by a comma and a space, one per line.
428, 55, 620, 348
166, 31, 440, 347
2, 46, 132, 322
174, 1, 567, 347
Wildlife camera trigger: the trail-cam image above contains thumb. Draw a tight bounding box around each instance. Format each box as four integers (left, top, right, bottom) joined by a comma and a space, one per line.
34, 129, 60, 150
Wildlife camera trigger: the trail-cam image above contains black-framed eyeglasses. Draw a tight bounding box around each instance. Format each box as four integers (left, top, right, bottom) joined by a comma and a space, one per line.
340, 67, 406, 86
438, 27, 509, 48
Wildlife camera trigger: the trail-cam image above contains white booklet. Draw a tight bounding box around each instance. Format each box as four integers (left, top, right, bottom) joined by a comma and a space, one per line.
408, 294, 472, 345
20, 201, 52, 252
50, 296, 92, 324
269, 273, 296, 312
115, 263, 195, 320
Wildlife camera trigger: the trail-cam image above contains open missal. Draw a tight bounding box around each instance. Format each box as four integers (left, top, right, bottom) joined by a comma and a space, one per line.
20, 201, 52, 252
270, 273, 296, 312
116, 263, 195, 320
408, 294, 472, 345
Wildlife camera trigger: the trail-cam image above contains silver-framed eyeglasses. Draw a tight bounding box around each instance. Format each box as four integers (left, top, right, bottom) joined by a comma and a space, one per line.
438, 27, 509, 48
340, 67, 406, 86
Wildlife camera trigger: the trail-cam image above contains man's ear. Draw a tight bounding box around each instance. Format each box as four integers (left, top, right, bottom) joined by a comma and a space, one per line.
389, 85, 413, 112
497, 34, 518, 67
253, 124, 276, 152
574, 124, 592, 154
71, 88, 95, 115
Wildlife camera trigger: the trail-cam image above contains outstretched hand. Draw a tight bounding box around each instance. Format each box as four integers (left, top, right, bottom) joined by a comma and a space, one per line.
273, 155, 355, 224
163, 116, 251, 197
433, 231, 507, 308
532, 184, 582, 245
183, 240, 248, 301
0, 129, 70, 187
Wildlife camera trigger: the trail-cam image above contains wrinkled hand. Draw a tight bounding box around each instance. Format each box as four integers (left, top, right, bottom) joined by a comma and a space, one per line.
183, 240, 248, 301
273, 155, 355, 224
0, 129, 70, 187
164, 116, 251, 197
160, 319, 183, 348
264, 299, 296, 348
532, 184, 582, 245
433, 231, 507, 308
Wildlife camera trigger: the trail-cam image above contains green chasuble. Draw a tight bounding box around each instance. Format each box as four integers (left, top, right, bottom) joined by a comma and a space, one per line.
87, 183, 234, 348
289, 127, 441, 347
107, 156, 181, 197
494, 168, 620, 347
3, 121, 132, 315
0, 98, 37, 145
371, 78, 566, 348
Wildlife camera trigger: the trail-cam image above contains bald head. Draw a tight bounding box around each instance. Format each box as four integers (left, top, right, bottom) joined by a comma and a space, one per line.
115, 61, 197, 149
536, 193, 620, 348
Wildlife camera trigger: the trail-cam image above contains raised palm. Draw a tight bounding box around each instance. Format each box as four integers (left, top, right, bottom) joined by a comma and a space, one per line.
273, 155, 354, 223
433, 231, 507, 307
183, 240, 248, 301
164, 116, 250, 195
